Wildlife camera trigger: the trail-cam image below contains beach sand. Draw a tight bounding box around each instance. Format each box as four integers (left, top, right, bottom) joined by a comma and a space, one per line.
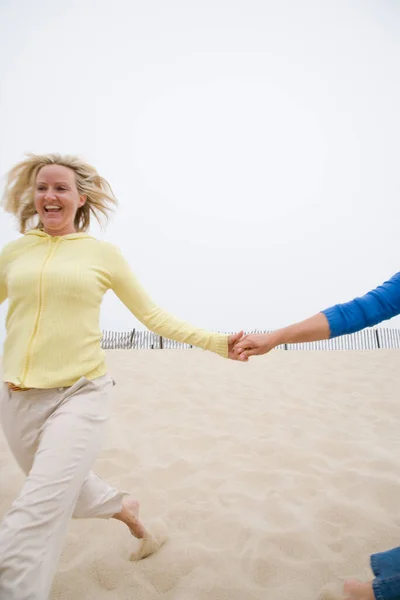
1, 349, 400, 600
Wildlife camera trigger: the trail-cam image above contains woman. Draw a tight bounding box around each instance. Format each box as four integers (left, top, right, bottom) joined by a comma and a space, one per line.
233, 274, 400, 600
0, 153, 243, 600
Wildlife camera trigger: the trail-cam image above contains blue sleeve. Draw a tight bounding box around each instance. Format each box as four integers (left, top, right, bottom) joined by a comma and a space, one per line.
322, 272, 400, 338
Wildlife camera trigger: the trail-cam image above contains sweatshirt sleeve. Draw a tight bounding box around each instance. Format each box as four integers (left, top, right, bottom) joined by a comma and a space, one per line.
107, 245, 228, 357
0, 244, 11, 306
322, 272, 400, 338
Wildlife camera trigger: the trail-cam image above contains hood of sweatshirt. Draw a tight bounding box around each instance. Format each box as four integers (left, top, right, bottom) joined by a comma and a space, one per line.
26, 229, 93, 241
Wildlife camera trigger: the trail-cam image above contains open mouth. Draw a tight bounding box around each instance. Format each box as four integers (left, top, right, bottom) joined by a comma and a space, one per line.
44, 205, 62, 213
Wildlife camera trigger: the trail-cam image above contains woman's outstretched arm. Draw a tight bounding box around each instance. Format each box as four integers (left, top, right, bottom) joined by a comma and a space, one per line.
108, 244, 243, 359
233, 272, 400, 360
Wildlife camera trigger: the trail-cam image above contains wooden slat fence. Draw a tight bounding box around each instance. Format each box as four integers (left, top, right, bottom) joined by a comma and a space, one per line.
101, 328, 400, 351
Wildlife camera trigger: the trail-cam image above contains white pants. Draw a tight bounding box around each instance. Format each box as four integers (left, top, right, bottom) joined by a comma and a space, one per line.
0, 374, 124, 600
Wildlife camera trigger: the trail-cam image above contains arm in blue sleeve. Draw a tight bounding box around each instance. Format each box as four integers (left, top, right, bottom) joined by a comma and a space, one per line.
322, 272, 400, 338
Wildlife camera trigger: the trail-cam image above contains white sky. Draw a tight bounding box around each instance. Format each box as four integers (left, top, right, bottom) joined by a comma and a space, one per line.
1, 0, 399, 349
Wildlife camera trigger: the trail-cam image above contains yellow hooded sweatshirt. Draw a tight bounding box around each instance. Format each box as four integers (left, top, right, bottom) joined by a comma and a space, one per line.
0, 230, 228, 388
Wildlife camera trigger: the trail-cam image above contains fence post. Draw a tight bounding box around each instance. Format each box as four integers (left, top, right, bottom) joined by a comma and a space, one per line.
375, 329, 380, 349
160, 336, 163, 349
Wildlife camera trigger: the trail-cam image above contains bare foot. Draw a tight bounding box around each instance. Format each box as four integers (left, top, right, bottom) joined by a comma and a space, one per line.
113, 495, 168, 560
343, 580, 375, 600
113, 496, 146, 539
129, 518, 169, 561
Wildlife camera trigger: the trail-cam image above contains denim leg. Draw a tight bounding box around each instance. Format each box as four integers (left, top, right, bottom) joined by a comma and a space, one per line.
372, 547, 400, 579
373, 573, 400, 600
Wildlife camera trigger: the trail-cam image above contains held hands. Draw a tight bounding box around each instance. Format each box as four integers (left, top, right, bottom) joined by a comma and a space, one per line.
227, 331, 245, 359
228, 314, 327, 360
230, 332, 278, 361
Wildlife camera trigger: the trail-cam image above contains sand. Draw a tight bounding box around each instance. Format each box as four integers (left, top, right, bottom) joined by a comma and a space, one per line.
1, 349, 400, 600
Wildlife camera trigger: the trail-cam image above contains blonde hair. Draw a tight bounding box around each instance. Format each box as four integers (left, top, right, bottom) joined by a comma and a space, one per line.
1, 153, 117, 233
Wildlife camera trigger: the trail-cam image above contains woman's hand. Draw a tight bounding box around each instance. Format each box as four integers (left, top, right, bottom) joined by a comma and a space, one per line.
227, 331, 246, 360
232, 314, 331, 360
233, 332, 278, 361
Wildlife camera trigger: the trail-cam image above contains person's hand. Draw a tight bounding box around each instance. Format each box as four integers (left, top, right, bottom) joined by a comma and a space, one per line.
233, 332, 278, 361
227, 331, 245, 360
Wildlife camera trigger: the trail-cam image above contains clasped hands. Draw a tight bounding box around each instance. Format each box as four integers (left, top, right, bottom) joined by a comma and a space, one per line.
228, 331, 278, 362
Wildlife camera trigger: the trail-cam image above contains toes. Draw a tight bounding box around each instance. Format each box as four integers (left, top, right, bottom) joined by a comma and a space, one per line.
130, 519, 168, 561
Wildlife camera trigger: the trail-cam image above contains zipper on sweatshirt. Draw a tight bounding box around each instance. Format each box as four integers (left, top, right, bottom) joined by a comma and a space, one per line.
19, 237, 60, 387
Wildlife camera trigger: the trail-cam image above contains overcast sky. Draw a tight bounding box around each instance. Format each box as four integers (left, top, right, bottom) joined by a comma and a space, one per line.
1, 0, 399, 349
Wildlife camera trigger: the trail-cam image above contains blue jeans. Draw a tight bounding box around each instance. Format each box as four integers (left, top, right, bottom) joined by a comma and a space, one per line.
372, 547, 400, 600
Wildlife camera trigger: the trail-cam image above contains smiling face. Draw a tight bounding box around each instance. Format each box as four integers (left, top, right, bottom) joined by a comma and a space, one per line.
34, 164, 87, 236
